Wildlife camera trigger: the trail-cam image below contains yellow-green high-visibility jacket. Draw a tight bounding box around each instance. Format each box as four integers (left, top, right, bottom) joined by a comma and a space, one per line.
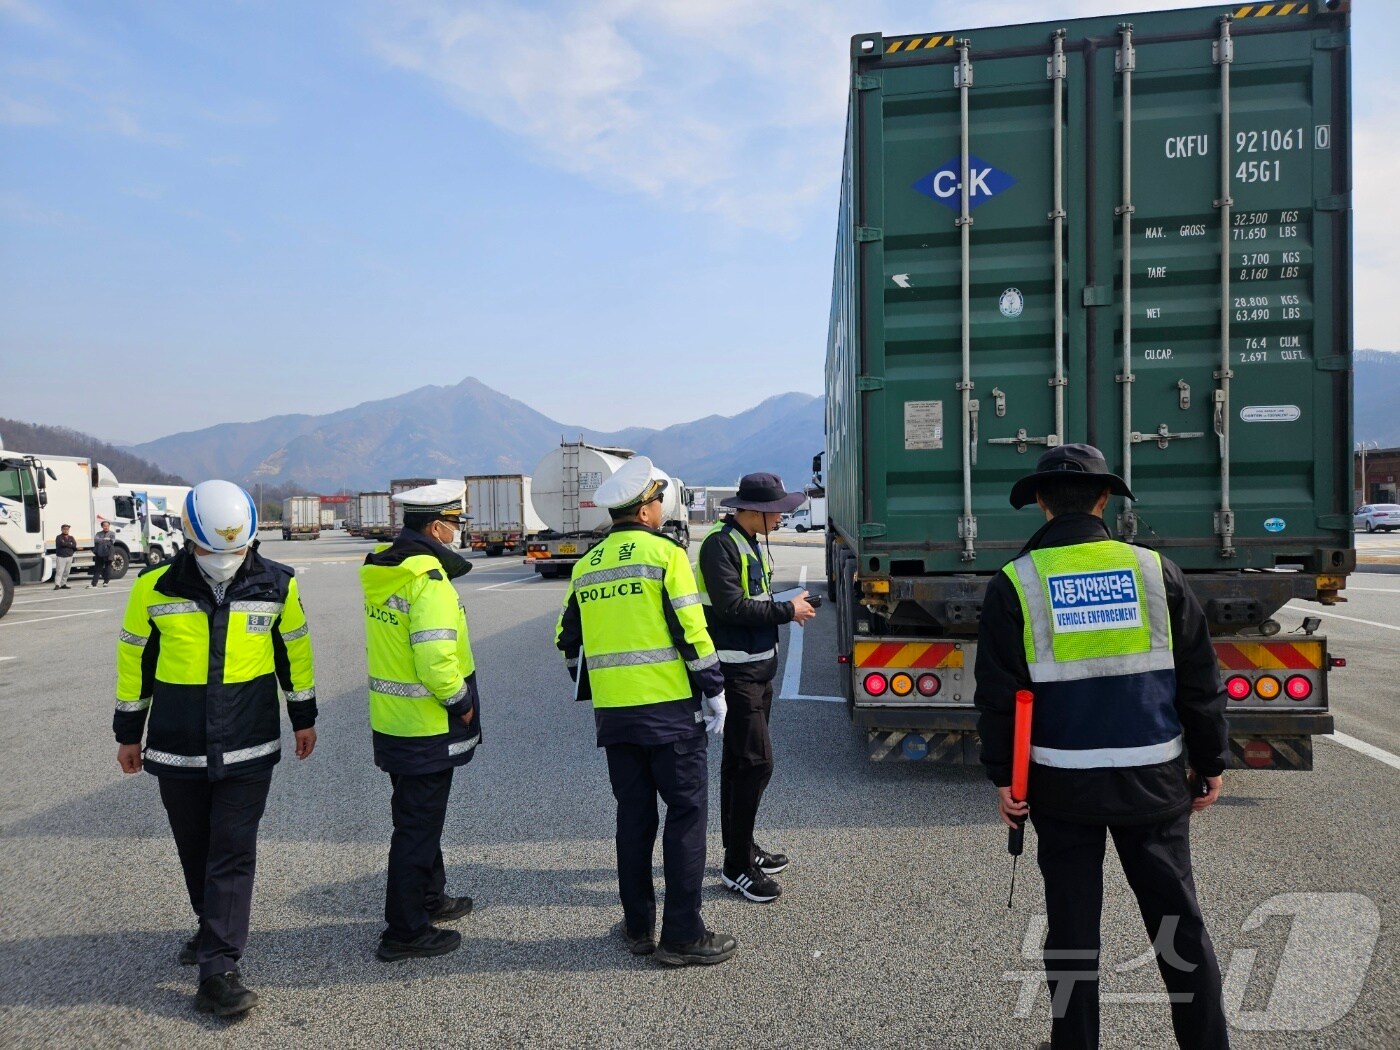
361, 533, 481, 774
112, 547, 316, 780
695, 517, 795, 681
555, 523, 724, 735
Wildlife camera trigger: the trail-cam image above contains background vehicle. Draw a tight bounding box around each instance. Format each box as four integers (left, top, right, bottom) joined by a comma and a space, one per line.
0, 451, 54, 617
282, 495, 321, 540
388, 478, 454, 535
130, 484, 191, 566
1354, 504, 1400, 533
826, 3, 1351, 770
464, 474, 546, 556
357, 491, 393, 540
526, 442, 690, 578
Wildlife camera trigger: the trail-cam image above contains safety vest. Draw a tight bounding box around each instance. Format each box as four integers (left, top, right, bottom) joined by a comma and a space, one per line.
114, 551, 316, 779
1003, 540, 1181, 770
694, 520, 777, 666
361, 548, 477, 748
559, 528, 718, 708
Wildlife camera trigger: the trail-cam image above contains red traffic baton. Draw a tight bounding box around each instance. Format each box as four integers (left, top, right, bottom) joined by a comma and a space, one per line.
1007, 689, 1033, 908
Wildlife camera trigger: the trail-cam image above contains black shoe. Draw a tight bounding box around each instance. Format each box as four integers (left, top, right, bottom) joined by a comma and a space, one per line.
53, 585, 60, 590
179, 931, 199, 966
377, 926, 461, 962
61, 585, 70, 589
612, 920, 655, 956
721, 865, 782, 903
428, 895, 473, 923
754, 844, 789, 875
194, 970, 258, 1017
654, 931, 738, 967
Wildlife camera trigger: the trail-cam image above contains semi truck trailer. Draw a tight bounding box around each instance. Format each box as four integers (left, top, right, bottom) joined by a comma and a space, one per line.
282, 496, 321, 540
464, 474, 545, 556
826, 1, 1351, 770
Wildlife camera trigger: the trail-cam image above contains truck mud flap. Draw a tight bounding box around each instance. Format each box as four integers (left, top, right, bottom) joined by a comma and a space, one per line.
1229, 736, 1314, 771
867, 730, 978, 763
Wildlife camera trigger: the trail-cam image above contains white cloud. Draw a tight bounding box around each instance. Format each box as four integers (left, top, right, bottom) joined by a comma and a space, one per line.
0, 95, 54, 124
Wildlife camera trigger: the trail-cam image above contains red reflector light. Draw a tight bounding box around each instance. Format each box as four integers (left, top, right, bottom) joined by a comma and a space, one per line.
837, 654, 850, 664
1330, 657, 1346, 668
1226, 676, 1252, 700
863, 673, 888, 696
1285, 675, 1313, 701
916, 673, 941, 696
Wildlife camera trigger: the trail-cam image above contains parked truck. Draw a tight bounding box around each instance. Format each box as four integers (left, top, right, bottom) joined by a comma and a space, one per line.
464, 474, 546, 556
826, 3, 1350, 770
282, 496, 321, 540
389, 478, 455, 535
526, 442, 691, 578
130, 484, 191, 566
0, 451, 54, 616
357, 491, 393, 540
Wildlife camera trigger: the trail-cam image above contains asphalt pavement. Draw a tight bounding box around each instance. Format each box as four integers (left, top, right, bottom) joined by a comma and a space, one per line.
0, 534, 1395, 1048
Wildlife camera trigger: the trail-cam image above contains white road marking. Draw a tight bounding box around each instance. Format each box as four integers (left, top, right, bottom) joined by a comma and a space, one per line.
1324, 732, 1400, 772
1283, 604, 1400, 632
0, 609, 109, 627
1343, 586, 1400, 594
0, 656, 15, 662
477, 576, 538, 591
778, 567, 844, 703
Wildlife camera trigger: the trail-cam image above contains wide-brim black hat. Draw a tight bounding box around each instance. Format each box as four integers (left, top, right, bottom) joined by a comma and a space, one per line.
1009, 443, 1135, 509
721, 472, 807, 513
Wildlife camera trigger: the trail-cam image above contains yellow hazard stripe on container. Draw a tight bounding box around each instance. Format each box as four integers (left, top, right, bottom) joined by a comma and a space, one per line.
1233, 3, 1310, 16
854, 640, 963, 669
1215, 640, 1323, 670
885, 34, 955, 54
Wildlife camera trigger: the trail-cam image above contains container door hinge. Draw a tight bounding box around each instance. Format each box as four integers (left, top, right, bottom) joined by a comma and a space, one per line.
990, 387, 1006, 416
858, 522, 887, 538
1132, 424, 1205, 450
855, 74, 881, 91
1177, 379, 1191, 410
855, 226, 883, 242
1082, 285, 1113, 307
856, 375, 885, 391
1316, 514, 1350, 530
988, 428, 1061, 454
1316, 355, 1349, 372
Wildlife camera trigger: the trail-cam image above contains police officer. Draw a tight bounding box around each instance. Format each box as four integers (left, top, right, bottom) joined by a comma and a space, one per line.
974, 444, 1230, 1050
361, 482, 481, 962
555, 457, 737, 967
113, 480, 318, 1017
695, 472, 815, 903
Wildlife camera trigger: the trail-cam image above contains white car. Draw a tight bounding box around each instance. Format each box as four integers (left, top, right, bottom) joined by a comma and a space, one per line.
1354, 503, 1400, 533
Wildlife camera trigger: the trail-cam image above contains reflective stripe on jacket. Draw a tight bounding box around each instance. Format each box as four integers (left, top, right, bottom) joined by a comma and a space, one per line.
361, 532, 481, 774
556, 525, 721, 708
112, 547, 316, 780
1004, 540, 1181, 770
694, 518, 793, 680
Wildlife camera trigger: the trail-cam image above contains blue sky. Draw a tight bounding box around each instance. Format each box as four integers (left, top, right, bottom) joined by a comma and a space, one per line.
3, 0, 1396, 443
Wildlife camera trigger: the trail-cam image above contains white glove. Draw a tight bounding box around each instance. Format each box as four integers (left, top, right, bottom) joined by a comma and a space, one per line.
701, 691, 727, 737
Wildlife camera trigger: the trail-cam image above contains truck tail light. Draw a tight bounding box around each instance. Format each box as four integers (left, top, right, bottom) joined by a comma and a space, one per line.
889, 673, 914, 697
863, 673, 888, 696
916, 673, 941, 697
1254, 675, 1282, 701
1226, 675, 1252, 700
1285, 675, 1313, 701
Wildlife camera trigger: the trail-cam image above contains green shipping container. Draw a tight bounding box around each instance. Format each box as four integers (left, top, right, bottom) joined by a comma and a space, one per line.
826, 1, 1353, 583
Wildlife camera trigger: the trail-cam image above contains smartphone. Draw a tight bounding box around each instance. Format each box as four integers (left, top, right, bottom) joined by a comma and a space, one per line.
806, 594, 823, 608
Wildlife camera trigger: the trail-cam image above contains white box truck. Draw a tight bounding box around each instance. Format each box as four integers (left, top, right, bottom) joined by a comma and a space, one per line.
357, 491, 392, 540
464, 475, 546, 556
282, 496, 321, 540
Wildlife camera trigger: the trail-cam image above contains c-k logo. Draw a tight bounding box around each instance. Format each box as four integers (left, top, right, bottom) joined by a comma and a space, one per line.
913, 155, 1017, 211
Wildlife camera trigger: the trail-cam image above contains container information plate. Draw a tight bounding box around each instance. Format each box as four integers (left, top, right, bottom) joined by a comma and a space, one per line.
904, 400, 943, 450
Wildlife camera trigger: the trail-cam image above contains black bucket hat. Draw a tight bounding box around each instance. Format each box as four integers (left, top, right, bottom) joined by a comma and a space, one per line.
1009, 443, 1135, 509
721, 472, 807, 513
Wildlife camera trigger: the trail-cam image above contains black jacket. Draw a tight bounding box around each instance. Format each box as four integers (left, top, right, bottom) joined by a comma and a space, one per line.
55, 533, 77, 557
974, 513, 1229, 825
697, 516, 795, 683
93, 529, 115, 558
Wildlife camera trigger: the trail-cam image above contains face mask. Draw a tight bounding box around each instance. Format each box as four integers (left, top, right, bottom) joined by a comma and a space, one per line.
442, 527, 461, 548
196, 549, 246, 583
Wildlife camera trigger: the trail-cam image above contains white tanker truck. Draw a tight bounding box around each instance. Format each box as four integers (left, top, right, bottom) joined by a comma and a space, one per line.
525, 442, 690, 578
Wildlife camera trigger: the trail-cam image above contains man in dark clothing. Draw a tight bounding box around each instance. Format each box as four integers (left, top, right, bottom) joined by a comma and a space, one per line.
975, 443, 1230, 1050
695, 473, 815, 903
91, 519, 115, 586
54, 524, 77, 588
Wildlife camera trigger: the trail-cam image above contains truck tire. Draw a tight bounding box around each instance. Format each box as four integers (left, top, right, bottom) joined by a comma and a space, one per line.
109, 546, 129, 579
487, 547, 504, 557
0, 565, 13, 619
283, 530, 291, 541
146, 546, 166, 567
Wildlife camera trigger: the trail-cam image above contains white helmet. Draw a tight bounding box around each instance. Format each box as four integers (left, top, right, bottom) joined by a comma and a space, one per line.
183, 480, 257, 552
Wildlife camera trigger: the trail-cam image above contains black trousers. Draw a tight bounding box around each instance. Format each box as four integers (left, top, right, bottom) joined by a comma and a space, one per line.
90, 555, 111, 584
719, 677, 774, 874
385, 768, 454, 940
1033, 810, 1230, 1050
158, 772, 272, 982
604, 734, 708, 946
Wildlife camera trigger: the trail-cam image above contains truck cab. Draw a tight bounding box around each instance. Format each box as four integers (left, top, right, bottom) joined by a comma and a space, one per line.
0, 454, 55, 618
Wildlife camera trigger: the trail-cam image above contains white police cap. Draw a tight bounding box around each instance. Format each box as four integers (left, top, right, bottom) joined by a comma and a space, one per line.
391, 481, 465, 518
593, 456, 667, 511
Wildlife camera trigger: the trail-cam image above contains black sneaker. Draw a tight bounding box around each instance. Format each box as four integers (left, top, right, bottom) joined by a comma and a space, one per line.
721, 865, 782, 903
654, 931, 738, 967
377, 926, 461, 962
612, 920, 655, 956
429, 895, 473, 923
194, 970, 258, 1017
754, 844, 789, 875
179, 931, 199, 966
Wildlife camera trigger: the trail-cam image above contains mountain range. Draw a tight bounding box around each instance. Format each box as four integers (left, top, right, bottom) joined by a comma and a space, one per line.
128, 379, 825, 492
